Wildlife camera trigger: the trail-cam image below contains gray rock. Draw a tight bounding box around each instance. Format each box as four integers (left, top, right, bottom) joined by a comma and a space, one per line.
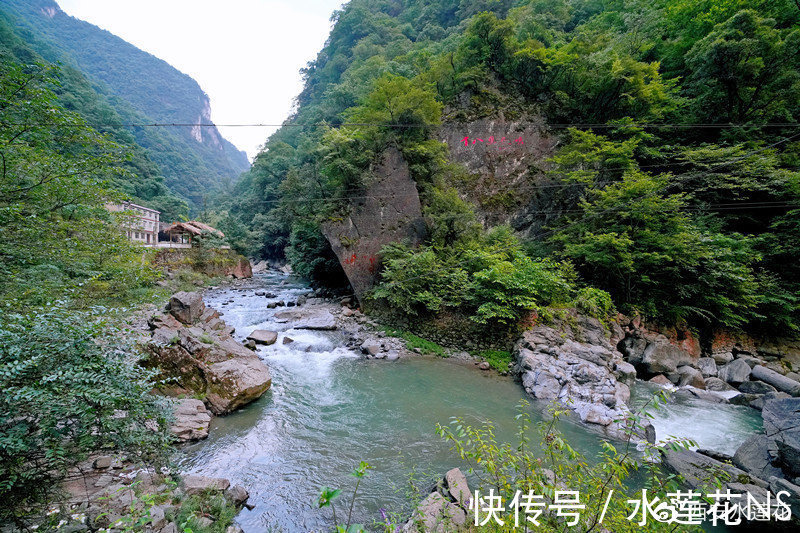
225, 485, 249, 507
182, 475, 230, 495
478, 361, 491, 370
360, 341, 381, 356
712, 351, 734, 365
246, 330, 278, 346
762, 398, 800, 477
614, 360, 637, 385
444, 468, 471, 508
170, 399, 212, 442
677, 366, 705, 389
402, 492, 465, 533
149, 505, 167, 529
751, 365, 800, 396
733, 435, 784, 480
718, 359, 752, 385
386, 351, 400, 361
661, 449, 751, 490
93, 456, 112, 469
697, 357, 718, 377
169, 292, 205, 325
282, 336, 294, 344
295, 310, 337, 330
158, 522, 177, 533
738, 380, 777, 395
639, 336, 696, 374
704, 377, 736, 391
649, 374, 672, 386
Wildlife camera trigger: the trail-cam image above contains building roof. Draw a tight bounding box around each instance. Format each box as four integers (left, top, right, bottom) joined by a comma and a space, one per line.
163, 221, 225, 238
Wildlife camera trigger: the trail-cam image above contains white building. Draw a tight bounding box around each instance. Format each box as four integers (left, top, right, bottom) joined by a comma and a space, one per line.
107, 202, 160, 245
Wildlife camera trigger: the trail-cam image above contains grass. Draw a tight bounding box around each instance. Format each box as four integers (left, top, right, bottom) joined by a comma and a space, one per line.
473, 349, 513, 372
383, 327, 448, 357
173, 491, 238, 533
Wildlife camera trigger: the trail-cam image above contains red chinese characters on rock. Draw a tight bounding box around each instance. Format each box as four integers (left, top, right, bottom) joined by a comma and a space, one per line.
461, 135, 524, 151
343, 253, 378, 273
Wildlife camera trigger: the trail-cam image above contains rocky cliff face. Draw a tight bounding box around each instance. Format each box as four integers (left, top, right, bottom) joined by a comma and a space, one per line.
437, 118, 562, 238
321, 147, 426, 302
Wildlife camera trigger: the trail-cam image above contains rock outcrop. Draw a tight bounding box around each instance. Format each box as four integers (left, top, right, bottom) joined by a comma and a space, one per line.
321, 147, 426, 302
513, 314, 644, 440
402, 468, 471, 532
170, 398, 212, 442
146, 292, 272, 415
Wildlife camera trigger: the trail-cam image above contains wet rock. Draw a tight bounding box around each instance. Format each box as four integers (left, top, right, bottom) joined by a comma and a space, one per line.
225, 485, 249, 507
266, 302, 278, 309
614, 361, 637, 386
182, 475, 230, 496
661, 449, 751, 490
204, 357, 272, 415
170, 399, 212, 442
750, 391, 791, 411
282, 336, 294, 345
621, 332, 697, 374
478, 361, 491, 370
246, 330, 278, 346
360, 341, 381, 356
677, 366, 705, 389
169, 292, 205, 325
295, 310, 337, 330
751, 365, 800, 396
733, 435, 784, 480
762, 398, 800, 477
738, 380, 777, 395
386, 351, 400, 361
718, 359, 752, 385
704, 377, 736, 391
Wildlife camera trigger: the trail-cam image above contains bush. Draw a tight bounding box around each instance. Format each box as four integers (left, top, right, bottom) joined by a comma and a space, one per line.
574, 287, 616, 320
0, 311, 172, 523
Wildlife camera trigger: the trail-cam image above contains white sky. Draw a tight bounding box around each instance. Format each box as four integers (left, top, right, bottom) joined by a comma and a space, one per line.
58, 0, 345, 160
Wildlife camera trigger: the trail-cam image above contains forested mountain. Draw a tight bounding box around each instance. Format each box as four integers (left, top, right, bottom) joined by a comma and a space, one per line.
0, 0, 249, 209
217, 0, 800, 335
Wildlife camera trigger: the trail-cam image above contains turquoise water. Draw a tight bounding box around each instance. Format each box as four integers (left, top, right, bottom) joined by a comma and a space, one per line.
180, 273, 761, 532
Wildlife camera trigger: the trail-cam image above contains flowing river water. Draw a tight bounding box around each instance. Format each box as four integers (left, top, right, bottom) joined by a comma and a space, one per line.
180, 272, 761, 532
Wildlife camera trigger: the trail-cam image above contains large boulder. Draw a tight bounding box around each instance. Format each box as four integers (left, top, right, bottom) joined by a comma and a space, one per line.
718, 359, 752, 385
294, 310, 337, 330
515, 318, 635, 438
660, 449, 752, 490
170, 399, 212, 442
168, 292, 205, 325
762, 398, 800, 477
732, 435, 784, 480
751, 365, 800, 396
246, 330, 278, 346
676, 366, 705, 389
321, 147, 426, 303
204, 357, 272, 414
620, 332, 696, 374
231, 257, 252, 279
182, 475, 230, 496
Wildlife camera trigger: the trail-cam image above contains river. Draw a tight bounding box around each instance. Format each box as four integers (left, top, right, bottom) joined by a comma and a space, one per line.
179, 271, 761, 532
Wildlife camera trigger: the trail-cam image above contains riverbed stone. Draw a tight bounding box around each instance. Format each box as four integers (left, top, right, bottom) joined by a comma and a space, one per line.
697, 358, 718, 377
712, 351, 734, 365
246, 330, 278, 345
225, 485, 249, 507
677, 366, 705, 389
444, 468, 471, 508
182, 475, 230, 495
718, 359, 752, 385
360, 341, 381, 356
168, 292, 205, 325
752, 365, 800, 396
648, 374, 672, 386
661, 449, 751, 490
170, 399, 212, 442
733, 435, 783, 480
763, 398, 800, 477
738, 380, 777, 395
294, 310, 337, 330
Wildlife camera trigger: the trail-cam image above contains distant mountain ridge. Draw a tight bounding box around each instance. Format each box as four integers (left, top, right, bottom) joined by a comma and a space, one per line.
1, 0, 249, 207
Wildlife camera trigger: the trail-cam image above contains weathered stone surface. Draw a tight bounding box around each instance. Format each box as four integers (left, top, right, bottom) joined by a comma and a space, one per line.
294, 310, 337, 330
738, 380, 777, 395
321, 147, 426, 303
733, 435, 784, 480
360, 341, 381, 356
402, 492, 465, 533
752, 365, 800, 396
649, 374, 672, 386
149, 505, 167, 529
620, 332, 697, 374
762, 398, 800, 477
170, 399, 212, 442
718, 359, 752, 385
704, 377, 736, 391
661, 449, 751, 490
182, 475, 230, 495
515, 318, 633, 436
231, 258, 252, 279
677, 366, 705, 389
712, 351, 734, 365
225, 485, 249, 507
614, 360, 637, 385
246, 330, 278, 345
169, 292, 205, 324
93, 456, 112, 469
697, 358, 718, 377
204, 357, 272, 414
444, 468, 471, 508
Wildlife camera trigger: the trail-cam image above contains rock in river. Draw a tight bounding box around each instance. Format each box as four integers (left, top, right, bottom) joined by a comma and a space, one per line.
246, 329, 278, 345
170, 399, 212, 442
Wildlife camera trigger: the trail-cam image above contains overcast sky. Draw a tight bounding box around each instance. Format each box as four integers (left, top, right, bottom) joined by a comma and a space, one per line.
58, 0, 345, 160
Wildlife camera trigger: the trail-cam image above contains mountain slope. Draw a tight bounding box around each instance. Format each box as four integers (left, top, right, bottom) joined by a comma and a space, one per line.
1, 0, 249, 206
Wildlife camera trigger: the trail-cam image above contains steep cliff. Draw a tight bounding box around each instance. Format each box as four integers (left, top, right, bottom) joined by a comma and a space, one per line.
1, 0, 249, 207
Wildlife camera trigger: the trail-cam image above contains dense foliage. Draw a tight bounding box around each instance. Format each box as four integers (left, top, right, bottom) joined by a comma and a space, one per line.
0, 0, 249, 209
217, 0, 800, 334
0, 55, 173, 522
